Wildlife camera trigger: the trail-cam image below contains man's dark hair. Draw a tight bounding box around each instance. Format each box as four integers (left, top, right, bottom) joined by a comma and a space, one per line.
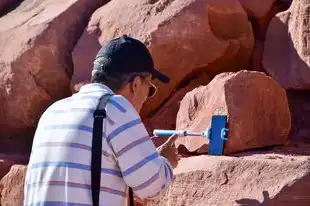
91, 72, 127, 92
91, 71, 149, 92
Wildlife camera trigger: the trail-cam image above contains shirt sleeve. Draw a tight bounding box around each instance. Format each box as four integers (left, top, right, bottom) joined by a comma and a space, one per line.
105, 95, 174, 199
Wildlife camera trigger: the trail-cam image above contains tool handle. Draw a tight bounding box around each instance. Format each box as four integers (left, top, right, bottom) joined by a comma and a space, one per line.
153, 129, 185, 137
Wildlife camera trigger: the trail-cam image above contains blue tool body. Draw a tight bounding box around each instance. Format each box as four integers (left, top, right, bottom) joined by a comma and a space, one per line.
153, 115, 229, 155
208, 115, 228, 155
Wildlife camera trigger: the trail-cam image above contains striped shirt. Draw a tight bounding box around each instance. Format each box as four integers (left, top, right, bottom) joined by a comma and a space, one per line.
24, 83, 174, 206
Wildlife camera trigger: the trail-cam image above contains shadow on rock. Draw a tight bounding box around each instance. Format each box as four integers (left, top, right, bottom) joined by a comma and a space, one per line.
0, 0, 23, 17
235, 191, 270, 206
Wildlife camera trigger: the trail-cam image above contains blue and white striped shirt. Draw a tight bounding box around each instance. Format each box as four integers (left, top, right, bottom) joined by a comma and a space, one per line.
24, 83, 173, 206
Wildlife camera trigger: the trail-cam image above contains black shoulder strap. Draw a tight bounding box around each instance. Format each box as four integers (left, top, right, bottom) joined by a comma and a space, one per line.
129, 187, 134, 206
91, 93, 135, 206
91, 93, 112, 206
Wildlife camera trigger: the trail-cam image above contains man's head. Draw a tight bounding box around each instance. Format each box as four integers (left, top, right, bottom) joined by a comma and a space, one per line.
91, 35, 170, 113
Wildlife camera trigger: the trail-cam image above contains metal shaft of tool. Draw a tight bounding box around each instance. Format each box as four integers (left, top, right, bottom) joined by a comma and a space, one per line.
185, 131, 203, 136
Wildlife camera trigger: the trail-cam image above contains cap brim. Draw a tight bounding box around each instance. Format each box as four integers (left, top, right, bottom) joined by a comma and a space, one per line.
151, 68, 170, 83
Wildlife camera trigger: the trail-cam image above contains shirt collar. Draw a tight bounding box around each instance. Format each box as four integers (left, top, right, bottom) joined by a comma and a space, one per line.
78, 83, 115, 94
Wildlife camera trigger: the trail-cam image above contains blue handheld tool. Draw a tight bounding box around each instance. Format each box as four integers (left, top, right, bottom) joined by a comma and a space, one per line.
153, 115, 229, 155
208, 115, 228, 155
153, 129, 211, 139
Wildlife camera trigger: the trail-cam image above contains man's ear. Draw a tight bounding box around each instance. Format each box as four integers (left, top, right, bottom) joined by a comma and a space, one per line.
131, 76, 142, 94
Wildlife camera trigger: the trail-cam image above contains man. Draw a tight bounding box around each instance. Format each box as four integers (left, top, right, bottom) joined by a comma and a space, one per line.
24, 35, 178, 206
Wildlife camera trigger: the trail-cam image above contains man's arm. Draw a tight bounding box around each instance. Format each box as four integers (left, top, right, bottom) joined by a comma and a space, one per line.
105, 95, 174, 199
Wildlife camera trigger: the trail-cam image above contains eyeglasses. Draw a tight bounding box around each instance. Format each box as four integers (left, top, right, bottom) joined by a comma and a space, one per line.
146, 80, 157, 98
124, 72, 158, 98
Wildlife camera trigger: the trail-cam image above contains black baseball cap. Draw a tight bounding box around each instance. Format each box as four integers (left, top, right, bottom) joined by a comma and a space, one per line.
92, 35, 170, 83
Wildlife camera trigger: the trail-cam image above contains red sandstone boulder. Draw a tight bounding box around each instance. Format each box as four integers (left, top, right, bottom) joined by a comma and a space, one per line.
73, 0, 254, 118
0, 165, 26, 206
0, 154, 28, 179
0, 0, 106, 138
149, 73, 210, 147
249, 0, 290, 72
143, 154, 310, 206
263, 0, 310, 89
72, 29, 101, 85
175, 71, 291, 154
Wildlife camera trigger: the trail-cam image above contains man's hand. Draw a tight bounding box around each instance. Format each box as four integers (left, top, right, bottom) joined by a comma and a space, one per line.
154, 134, 179, 168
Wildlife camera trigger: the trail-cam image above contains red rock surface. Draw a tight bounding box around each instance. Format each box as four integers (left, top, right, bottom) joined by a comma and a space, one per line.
72, 29, 101, 85
73, 0, 254, 118
175, 71, 291, 154
249, 0, 290, 72
263, 0, 310, 89
143, 152, 310, 206
287, 90, 310, 141
1, 144, 309, 206
239, 0, 276, 19
148, 73, 210, 147
0, 0, 106, 138
0, 165, 27, 206
0, 0, 22, 16
0, 154, 28, 179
